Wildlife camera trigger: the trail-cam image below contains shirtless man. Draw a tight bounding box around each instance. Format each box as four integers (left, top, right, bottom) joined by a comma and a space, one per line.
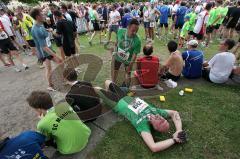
160, 40, 184, 81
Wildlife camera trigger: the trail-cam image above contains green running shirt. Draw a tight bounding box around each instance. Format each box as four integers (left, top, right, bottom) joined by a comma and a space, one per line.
114, 96, 169, 134
37, 102, 91, 154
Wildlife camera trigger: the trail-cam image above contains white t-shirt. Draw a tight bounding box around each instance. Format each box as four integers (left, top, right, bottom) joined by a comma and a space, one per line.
2, 14, 11, 26
143, 9, 151, 22
208, 52, 236, 83
193, 10, 209, 34
109, 10, 120, 25
172, 4, 179, 14
195, 5, 202, 14
0, 17, 13, 36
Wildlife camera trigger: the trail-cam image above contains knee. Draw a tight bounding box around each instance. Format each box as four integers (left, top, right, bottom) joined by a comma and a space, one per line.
105, 80, 112, 90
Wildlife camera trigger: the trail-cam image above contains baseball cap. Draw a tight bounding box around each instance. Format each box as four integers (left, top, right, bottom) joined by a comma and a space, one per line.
187, 40, 199, 46
184, 15, 190, 19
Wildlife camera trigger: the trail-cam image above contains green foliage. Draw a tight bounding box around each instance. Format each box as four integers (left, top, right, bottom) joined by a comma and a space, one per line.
18, 0, 39, 4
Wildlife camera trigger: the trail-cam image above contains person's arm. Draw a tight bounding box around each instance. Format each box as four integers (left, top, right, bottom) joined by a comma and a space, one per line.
165, 110, 182, 133
127, 54, 137, 73
141, 132, 176, 152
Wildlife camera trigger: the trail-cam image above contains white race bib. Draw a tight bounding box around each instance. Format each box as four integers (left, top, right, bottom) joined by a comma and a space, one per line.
116, 47, 130, 61
128, 98, 148, 115
150, 22, 155, 28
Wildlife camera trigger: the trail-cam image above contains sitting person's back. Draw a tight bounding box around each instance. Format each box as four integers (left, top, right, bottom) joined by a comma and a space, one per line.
161, 41, 184, 81
27, 91, 91, 155
182, 40, 203, 79
0, 131, 47, 159
203, 39, 236, 83
134, 44, 160, 88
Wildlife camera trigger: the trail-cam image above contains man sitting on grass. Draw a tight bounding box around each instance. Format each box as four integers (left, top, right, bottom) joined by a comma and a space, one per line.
202, 39, 236, 83
182, 40, 204, 79
160, 40, 184, 82
26, 91, 91, 155
134, 43, 163, 90
95, 80, 187, 152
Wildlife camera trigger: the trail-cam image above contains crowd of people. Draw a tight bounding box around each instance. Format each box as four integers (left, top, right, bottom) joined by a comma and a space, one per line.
0, 0, 240, 158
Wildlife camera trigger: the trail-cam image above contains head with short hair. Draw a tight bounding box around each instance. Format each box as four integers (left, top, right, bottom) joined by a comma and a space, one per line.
180, 1, 186, 6
237, 0, 240, 6
61, 4, 68, 13
124, 7, 130, 14
30, 8, 43, 22
143, 44, 153, 56
16, 12, 23, 21
27, 91, 53, 110
219, 39, 236, 51
187, 40, 198, 49
127, 19, 139, 37
63, 68, 78, 82
53, 10, 63, 18
205, 3, 212, 11
149, 114, 170, 133
167, 41, 178, 53
49, 3, 58, 12
0, 8, 5, 15
67, 3, 73, 10
93, 4, 98, 10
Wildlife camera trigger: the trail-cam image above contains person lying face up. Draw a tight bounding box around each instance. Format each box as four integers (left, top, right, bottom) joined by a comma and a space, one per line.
95, 80, 187, 152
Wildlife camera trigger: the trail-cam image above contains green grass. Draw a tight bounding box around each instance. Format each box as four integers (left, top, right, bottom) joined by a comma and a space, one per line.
53, 26, 240, 158
88, 84, 240, 159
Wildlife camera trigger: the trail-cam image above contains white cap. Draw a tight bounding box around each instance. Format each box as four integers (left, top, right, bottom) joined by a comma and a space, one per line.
187, 40, 198, 46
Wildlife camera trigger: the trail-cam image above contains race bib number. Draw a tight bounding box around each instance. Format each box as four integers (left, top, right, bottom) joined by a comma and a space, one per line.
128, 98, 148, 115
116, 48, 129, 61
150, 22, 155, 28
0, 31, 7, 39
46, 36, 51, 47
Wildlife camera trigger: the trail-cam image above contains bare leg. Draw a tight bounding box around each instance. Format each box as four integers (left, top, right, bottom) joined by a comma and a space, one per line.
43, 59, 52, 87
59, 47, 65, 61
10, 50, 27, 66
108, 31, 112, 42
0, 54, 8, 65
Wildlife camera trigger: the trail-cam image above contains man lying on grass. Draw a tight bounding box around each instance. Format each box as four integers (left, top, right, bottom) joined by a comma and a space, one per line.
95, 80, 187, 152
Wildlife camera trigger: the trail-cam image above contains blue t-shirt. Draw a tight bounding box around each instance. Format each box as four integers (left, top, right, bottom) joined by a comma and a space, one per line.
122, 13, 133, 28
0, 131, 47, 159
182, 50, 204, 78
158, 5, 169, 24
31, 23, 50, 59
176, 6, 188, 25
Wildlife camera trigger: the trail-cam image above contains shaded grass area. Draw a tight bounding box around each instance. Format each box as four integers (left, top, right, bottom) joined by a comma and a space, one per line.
88, 84, 240, 159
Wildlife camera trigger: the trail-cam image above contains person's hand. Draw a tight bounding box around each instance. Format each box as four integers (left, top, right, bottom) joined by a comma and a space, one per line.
173, 130, 182, 139
47, 28, 53, 32
173, 130, 187, 144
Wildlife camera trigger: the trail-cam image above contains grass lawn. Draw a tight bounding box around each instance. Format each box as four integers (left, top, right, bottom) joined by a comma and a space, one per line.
54, 26, 240, 158
88, 84, 240, 159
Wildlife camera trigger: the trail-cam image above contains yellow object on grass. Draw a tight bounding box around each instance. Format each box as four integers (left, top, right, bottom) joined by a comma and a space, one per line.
160, 96, 166, 102
185, 88, 193, 93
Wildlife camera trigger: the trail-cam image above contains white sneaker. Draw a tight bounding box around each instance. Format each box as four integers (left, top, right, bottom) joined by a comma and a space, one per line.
47, 87, 56, 92
156, 85, 163, 91
14, 67, 21, 72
